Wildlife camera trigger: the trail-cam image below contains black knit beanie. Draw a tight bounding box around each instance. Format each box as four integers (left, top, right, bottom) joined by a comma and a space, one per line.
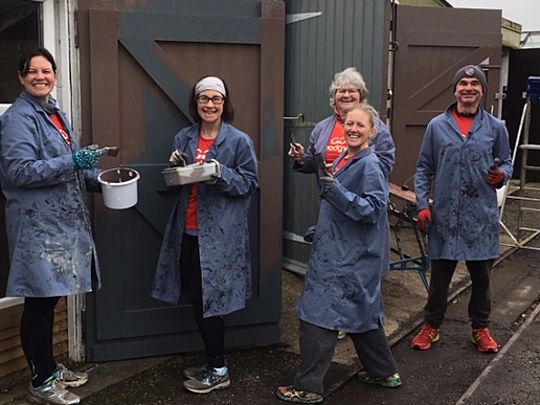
452, 65, 487, 92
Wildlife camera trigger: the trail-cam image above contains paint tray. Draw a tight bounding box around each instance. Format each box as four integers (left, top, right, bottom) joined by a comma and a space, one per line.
162, 161, 219, 186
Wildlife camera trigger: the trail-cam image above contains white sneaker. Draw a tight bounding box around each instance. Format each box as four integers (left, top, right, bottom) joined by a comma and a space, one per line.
54, 363, 89, 387
28, 377, 80, 404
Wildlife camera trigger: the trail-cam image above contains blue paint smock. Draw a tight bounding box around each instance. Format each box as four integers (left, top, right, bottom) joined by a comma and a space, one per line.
297, 147, 389, 333
295, 115, 396, 178
0, 91, 101, 297
152, 122, 258, 317
415, 104, 513, 260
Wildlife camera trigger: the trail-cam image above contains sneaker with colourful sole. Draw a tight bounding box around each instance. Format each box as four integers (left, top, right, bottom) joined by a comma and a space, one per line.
275, 386, 323, 403
53, 364, 88, 388
28, 377, 80, 404
183, 367, 230, 394
472, 327, 499, 353
411, 323, 440, 350
357, 370, 402, 388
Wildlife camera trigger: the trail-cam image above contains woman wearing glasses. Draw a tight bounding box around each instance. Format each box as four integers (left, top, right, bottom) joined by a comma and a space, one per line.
288, 67, 395, 178
152, 76, 259, 395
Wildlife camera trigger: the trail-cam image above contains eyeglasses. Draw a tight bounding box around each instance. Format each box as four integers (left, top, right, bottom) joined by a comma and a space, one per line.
336, 88, 359, 95
197, 95, 225, 105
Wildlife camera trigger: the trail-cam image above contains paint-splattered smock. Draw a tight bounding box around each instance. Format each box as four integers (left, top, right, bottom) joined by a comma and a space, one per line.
0, 91, 101, 297
297, 147, 389, 333
295, 115, 395, 178
415, 104, 513, 260
152, 122, 258, 317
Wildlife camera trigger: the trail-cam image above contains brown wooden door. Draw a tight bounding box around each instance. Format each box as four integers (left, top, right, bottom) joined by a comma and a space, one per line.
390, 5, 502, 186
80, 1, 284, 361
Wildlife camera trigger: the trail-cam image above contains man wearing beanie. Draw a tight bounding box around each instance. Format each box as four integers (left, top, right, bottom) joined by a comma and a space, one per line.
411, 65, 513, 353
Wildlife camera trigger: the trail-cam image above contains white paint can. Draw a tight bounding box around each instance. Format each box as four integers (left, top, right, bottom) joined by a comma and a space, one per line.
98, 167, 140, 210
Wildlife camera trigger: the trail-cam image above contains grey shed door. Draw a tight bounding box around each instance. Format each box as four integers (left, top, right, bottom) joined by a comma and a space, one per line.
390, 5, 502, 186
82, 1, 284, 361
283, 0, 389, 271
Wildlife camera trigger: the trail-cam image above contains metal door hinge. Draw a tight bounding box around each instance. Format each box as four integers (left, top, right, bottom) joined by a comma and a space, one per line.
74, 9, 80, 49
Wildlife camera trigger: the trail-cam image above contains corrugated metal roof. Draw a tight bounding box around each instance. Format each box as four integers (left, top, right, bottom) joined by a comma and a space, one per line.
521, 31, 540, 49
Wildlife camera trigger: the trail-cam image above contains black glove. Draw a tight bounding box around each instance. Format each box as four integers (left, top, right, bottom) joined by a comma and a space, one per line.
169, 149, 188, 167
319, 174, 335, 195
314, 153, 331, 179
303, 225, 316, 243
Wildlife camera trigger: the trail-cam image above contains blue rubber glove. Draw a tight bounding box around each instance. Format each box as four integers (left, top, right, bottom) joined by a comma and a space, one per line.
72, 144, 107, 170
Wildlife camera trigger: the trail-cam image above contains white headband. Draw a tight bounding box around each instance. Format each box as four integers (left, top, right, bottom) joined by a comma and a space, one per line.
194, 76, 226, 97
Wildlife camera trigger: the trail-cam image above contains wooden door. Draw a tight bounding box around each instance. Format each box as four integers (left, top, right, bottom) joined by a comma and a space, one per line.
80, 1, 284, 361
391, 5, 502, 185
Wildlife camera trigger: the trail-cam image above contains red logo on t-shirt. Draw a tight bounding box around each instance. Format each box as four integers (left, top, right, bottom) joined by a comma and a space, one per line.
195, 137, 215, 163
326, 122, 346, 164
185, 135, 216, 232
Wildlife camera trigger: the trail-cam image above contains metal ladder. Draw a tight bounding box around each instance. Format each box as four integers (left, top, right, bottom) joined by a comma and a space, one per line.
499, 76, 540, 251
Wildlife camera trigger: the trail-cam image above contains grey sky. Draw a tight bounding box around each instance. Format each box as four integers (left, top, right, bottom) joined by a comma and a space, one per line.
449, 0, 540, 31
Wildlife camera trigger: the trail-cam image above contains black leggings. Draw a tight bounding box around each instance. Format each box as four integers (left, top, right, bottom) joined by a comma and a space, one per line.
181, 235, 225, 369
20, 296, 60, 387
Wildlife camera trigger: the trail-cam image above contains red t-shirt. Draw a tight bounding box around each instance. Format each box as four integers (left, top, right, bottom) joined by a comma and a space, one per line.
452, 110, 475, 138
184, 136, 215, 233
326, 121, 347, 164
334, 155, 351, 173
50, 113, 72, 146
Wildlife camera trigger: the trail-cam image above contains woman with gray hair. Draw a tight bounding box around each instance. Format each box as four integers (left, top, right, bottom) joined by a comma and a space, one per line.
289, 67, 395, 178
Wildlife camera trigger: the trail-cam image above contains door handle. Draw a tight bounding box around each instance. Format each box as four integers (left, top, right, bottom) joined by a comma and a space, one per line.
283, 113, 304, 123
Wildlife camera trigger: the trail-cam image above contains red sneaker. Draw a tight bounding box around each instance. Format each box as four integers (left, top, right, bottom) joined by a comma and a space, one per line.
472, 327, 499, 353
411, 323, 440, 350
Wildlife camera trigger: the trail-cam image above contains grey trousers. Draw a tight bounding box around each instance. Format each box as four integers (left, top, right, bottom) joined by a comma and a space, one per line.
293, 320, 398, 394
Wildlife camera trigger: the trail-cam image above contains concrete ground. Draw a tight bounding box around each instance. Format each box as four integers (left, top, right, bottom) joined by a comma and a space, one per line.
326, 244, 540, 405
0, 240, 476, 405
0, 182, 536, 404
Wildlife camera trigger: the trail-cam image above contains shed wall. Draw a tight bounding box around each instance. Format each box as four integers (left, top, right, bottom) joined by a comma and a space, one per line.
0, 299, 68, 383
285, 0, 388, 123
283, 0, 389, 268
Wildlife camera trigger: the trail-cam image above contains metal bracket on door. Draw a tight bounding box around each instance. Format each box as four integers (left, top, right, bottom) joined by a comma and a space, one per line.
286, 12, 322, 25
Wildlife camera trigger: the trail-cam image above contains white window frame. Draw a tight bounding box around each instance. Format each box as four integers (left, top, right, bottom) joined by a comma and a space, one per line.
0, 1, 75, 118
1, 0, 84, 362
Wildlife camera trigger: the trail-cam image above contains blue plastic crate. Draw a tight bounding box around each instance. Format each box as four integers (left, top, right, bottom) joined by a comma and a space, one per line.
527, 76, 540, 102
